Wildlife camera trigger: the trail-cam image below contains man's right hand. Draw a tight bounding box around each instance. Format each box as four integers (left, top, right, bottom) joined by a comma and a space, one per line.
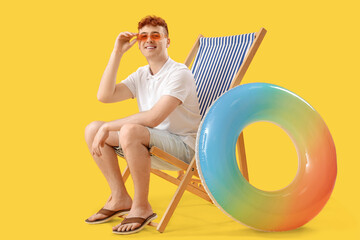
113, 32, 137, 55
97, 31, 137, 103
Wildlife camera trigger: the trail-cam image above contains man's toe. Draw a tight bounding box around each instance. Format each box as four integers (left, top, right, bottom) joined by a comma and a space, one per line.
89, 213, 105, 221
112, 224, 119, 231
125, 224, 132, 232
131, 223, 140, 231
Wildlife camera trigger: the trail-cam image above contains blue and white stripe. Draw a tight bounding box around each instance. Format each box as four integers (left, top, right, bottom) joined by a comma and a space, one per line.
191, 33, 256, 118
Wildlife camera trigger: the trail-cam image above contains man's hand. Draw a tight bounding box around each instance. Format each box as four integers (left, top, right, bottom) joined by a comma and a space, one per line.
91, 125, 110, 157
114, 32, 137, 55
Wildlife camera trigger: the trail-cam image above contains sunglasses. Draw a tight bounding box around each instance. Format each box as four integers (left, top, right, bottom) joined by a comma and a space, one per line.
137, 32, 167, 42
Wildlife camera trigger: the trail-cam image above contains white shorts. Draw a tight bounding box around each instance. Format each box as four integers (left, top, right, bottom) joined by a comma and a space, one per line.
113, 127, 195, 171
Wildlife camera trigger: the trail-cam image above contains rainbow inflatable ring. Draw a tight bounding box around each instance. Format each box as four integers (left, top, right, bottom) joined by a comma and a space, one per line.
196, 83, 337, 232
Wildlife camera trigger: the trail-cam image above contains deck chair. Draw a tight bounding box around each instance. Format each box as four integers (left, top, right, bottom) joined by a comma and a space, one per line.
119, 28, 267, 233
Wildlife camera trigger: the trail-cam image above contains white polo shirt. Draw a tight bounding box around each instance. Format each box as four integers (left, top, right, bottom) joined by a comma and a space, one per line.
122, 57, 201, 150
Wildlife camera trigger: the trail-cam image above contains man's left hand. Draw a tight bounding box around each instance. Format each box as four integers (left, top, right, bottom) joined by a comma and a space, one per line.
91, 125, 109, 157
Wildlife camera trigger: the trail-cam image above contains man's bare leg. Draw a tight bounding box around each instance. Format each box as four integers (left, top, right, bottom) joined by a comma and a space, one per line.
112, 123, 154, 233
85, 121, 132, 221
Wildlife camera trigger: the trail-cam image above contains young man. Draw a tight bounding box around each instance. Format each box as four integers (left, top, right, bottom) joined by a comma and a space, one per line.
84, 16, 201, 234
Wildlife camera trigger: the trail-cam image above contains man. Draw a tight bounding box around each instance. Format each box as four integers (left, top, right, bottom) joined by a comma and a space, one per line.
84, 16, 201, 234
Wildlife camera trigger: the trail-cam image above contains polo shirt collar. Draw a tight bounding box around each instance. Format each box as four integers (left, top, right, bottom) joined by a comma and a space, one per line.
147, 57, 172, 80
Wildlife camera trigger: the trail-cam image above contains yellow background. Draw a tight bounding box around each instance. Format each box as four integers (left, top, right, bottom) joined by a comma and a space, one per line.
1, 0, 359, 239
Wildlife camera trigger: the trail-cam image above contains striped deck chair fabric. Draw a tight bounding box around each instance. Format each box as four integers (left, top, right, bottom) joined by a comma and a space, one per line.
191, 33, 256, 118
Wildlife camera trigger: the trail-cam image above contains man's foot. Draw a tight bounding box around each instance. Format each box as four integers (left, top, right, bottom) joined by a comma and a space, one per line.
85, 195, 132, 224
112, 213, 157, 234
85, 207, 131, 224
112, 203, 154, 234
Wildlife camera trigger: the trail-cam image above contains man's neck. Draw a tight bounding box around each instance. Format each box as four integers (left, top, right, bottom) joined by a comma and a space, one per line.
147, 55, 169, 75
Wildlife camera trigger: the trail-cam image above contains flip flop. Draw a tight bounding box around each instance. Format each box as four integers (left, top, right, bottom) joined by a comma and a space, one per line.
112, 213, 158, 235
85, 208, 131, 224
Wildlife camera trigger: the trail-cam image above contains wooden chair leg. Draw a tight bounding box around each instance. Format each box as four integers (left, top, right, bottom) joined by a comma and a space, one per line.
122, 165, 130, 183
157, 158, 197, 233
237, 132, 249, 181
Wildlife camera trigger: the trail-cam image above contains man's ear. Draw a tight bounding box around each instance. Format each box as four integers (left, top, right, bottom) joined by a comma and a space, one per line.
167, 38, 170, 48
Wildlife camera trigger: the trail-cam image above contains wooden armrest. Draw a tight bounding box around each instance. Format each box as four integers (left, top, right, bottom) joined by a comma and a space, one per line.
150, 146, 199, 178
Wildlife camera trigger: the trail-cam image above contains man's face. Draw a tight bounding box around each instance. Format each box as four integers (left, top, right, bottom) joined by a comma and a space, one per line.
138, 25, 170, 59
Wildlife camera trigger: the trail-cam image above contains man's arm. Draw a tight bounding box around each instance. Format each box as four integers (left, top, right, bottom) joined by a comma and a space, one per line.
102, 95, 181, 131
97, 32, 137, 103
91, 95, 181, 156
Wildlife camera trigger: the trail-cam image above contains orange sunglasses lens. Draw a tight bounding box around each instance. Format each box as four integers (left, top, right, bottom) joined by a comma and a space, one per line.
137, 33, 163, 41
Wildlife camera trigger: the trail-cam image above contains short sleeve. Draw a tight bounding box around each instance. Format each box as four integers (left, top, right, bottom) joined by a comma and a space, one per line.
122, 71, 138, 98
162, 69, 194, 103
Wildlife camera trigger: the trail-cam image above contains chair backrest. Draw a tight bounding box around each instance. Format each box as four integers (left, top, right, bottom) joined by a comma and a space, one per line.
190, 33, 256, 118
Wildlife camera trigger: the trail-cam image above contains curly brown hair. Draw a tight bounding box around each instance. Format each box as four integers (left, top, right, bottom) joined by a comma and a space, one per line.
138, 15, 169, 36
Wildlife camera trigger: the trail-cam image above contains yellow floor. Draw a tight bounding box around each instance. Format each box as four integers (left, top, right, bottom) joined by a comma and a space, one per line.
8, 173, 357, 240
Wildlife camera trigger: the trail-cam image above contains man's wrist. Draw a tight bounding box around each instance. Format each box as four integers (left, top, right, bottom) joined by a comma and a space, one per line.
112, 49, 124, 58
101, 123, 110, 131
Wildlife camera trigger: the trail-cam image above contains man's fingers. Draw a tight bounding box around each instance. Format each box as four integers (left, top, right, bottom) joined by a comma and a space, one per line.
125, 32, 136, 37
119, 32, 137, 39
95, 147, 101, 157
92, 149, 98, 157
92, 147, 97, 156
91, 142, 101, 157
124, 31, 137, 36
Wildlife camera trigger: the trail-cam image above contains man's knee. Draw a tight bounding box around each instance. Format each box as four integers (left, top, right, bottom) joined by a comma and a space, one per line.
85, 121, 106, 142
119, 124, 148, 149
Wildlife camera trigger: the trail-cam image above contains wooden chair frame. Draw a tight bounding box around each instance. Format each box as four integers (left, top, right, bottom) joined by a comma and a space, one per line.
121, 28, 267, 233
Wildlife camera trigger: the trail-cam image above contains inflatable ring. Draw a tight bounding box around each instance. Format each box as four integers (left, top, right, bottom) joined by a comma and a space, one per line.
196, 83, 337, 231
